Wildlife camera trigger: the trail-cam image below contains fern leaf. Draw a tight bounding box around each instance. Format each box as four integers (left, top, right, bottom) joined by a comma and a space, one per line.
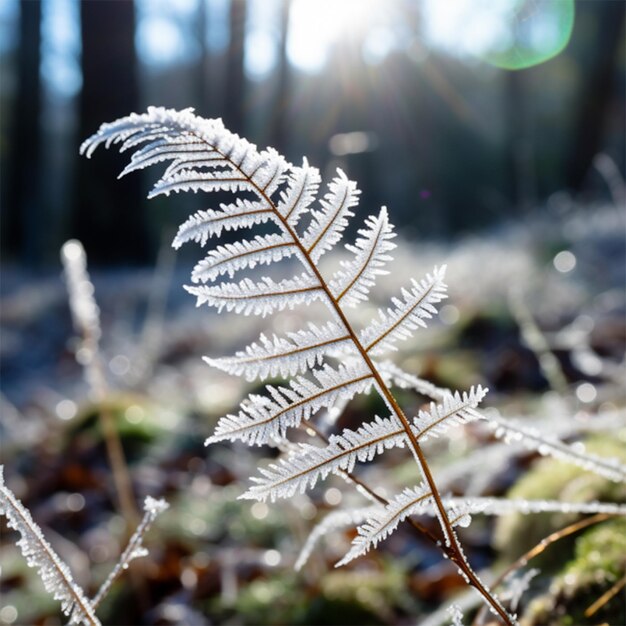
294, 505, 379, 571
252, 147, 289, 194
277, 159, 321, 226
241, 415, 407, 502
484, 414, 626, 483
150, 168, 250, 198
185, 273, 323, 317
414, 386, 488, 442
301, 169, 360, 262
203, 321, 353, 381
337, 485, 471, 567
163, 155, 228, 178
191, 233, 296, 283
0, 467, 100, 626
377, 362, 626, 483
438, 496, 626, 517
244, 387, 487, 502
120, 139, 219, 177
173, 200, 276, 248
330, 207, 397, 307
206, 363, 374, 446
361, 266, 448, 355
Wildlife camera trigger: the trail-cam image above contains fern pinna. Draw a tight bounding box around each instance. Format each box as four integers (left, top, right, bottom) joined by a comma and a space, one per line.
81, 108, 626, 625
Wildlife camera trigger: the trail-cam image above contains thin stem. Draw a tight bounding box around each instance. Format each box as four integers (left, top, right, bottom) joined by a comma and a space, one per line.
471, 513, 613, 626
585, 573, 626, 618
202, 142, 514, 624
88, 350, 140, 531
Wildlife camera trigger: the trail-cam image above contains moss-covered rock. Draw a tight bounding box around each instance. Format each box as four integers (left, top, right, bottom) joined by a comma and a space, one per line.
494, 434, 626, 567
521, 518, 626, 626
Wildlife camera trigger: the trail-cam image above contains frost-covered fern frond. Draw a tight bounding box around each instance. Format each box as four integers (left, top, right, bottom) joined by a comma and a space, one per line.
242, 385, 488, 502
294, 505, 379, 571
0, 467, 101, 626
204, 321, 353, 382
336, 484, 472, 567
82, 107, 524, 624
206, 363, 374, 446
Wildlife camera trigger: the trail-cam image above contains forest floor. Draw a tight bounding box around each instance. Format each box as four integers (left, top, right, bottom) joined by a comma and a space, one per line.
1, 202, 624, 626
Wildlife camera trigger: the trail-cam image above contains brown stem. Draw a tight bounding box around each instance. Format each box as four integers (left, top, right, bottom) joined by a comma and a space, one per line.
87, 346, 140, 530
304, 421, 442, 546
191, 133, 514, 625
471, 513, 613, 626
585, 573, 626, 618
81, 333, 148, 609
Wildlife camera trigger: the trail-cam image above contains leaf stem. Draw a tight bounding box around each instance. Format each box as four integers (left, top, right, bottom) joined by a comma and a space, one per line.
205, 141, 514, 625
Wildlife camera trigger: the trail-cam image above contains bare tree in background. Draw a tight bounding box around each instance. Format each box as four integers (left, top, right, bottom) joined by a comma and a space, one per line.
73, 0, 148, 264
268, 0, 291, 153
224, 0, 247, 134
4, 0, 42, 263
566, 0, 625, 191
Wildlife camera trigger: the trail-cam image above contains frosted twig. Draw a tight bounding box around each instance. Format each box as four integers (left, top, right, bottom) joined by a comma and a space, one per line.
91, 496, 169, 609
0, 467, 101, 626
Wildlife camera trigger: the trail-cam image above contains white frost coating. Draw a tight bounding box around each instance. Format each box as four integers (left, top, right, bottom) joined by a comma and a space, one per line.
150, 168, 250, 198
361, 266, 448, 355
301, 169, 360, 262
254, 147, 289, 195
437, 496, 626, 517
294, 506, 379, 571
277, 159, 321, 226
92, 496, 169, 609
173, 199, 276, 247
120, 140, 221, 178
336, 485, 466, 566
204, 321, 354, 381
191, 233, 296, 282
185, 273, 323, 317
483, 414, 626, 483
447, 604, 465, 626
82, 106, 292, 201
330, 207, 397, 308
380, 362, 626, 484
206, 364, 374, 447
0, 467, 101, 626
243, 385, 490, 502
242, 415, 408, 502
61, 240, 101, 343
413, 386, 488, 442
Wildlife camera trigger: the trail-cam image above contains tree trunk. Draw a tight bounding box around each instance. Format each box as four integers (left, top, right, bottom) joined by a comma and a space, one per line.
268, 0, 291, 153
74, 0, 148, 264
3, 0, 42, 264
565, 1, 625, 190
224, 0, 247, 134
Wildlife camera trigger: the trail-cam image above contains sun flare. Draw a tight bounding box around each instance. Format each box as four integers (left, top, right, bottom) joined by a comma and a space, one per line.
288, 0, 387, 72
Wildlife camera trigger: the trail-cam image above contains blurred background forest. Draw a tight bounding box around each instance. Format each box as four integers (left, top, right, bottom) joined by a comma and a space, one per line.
1, 2, 626, 625
1, 0, 624, 265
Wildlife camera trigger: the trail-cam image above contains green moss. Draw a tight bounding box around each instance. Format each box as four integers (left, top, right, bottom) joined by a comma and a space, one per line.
494, 434, 626, 566
223, 561, 411, 626
521, 518, 626, 626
